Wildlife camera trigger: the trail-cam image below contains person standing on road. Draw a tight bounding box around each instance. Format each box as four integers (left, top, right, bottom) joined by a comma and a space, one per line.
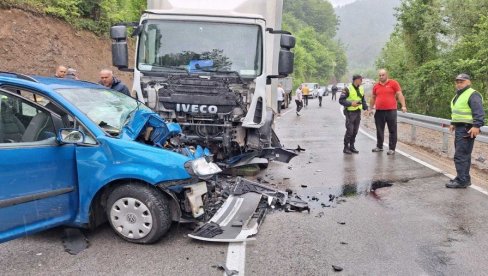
331, 84, 338, 101
318, 86, 324, 107
446, 73, 485, 189
339, 75, 369, 154
295, 84, 303, 116
54, 65, 67, 78
302, 84, 310, 107
99, 69, 131, 96
370, 69, 407, 155
277, 83, 285, 116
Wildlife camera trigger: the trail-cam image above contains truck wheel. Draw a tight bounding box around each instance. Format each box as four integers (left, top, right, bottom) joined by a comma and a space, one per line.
106, 184, 171, 244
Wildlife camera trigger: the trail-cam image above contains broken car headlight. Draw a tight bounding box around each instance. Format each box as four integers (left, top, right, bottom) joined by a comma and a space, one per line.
184, 157, 222, 179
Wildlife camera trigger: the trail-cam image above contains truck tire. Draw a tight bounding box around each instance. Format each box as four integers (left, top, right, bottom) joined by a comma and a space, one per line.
106, 183, 171, 244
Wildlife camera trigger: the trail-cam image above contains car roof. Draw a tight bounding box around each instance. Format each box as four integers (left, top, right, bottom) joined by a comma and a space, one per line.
31, 76, 104, 90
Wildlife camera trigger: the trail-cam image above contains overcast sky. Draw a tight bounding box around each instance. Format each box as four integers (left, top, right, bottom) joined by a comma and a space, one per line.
328, 0, 357, 7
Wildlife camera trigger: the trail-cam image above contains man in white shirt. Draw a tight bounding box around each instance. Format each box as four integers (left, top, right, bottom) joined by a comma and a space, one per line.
277, 83, 285, 115
295, 84, 303, 116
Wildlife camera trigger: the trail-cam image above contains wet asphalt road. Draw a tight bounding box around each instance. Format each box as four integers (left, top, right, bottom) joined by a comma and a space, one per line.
2, 96, 488, 275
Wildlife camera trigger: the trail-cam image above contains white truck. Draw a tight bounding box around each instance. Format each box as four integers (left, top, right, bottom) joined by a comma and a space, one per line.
110, 0, 296, 167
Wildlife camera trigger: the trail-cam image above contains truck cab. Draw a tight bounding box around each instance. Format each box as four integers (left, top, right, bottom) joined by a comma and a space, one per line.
111, 0, 296, 166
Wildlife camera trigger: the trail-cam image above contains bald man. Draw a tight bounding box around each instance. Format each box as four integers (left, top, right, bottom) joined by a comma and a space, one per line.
55, 65, 67, 78
370, 69, 407, 155
99, 69, 130, 96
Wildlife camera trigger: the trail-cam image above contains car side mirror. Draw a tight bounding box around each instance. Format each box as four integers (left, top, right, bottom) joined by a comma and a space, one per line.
58, 129, 85, 144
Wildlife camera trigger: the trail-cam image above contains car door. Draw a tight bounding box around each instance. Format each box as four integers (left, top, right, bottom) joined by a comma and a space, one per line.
0, 89, 78, 243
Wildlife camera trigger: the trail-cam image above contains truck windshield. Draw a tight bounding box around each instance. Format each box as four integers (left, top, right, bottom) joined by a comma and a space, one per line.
137, 20, 263, 78
56, 88, 151, 135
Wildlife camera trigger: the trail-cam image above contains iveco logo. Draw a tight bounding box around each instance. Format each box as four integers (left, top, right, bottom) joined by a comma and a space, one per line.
176, 104, 218, 114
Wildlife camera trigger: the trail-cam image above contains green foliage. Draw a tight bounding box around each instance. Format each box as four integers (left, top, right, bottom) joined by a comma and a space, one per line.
377, 0, 488, 122
3, 0, 146, 34
283, 0, 347, 87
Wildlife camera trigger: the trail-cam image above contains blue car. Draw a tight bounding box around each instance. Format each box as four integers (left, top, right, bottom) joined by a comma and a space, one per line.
0, 72, 221, 244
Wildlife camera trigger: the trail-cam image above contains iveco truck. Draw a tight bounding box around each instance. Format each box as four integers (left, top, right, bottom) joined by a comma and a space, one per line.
111, 0, 296, 166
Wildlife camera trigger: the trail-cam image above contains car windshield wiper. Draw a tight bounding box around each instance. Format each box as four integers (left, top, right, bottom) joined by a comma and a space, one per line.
197, 68, 244, 83
99, 121, 120, 136
122, 101, 141, 127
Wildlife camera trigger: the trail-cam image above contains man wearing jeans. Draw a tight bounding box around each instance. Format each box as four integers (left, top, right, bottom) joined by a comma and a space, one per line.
369, 69, 407, 155
446, 73, 485, 188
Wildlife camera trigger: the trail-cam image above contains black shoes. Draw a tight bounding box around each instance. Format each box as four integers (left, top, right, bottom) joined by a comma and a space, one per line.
343, 147, 352, 154
350, 146, 359, 154
445, 179, 471, 189
372, 147, 383, 152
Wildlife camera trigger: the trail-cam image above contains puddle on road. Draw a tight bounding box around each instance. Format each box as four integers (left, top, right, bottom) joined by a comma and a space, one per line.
295, 179, 403, 210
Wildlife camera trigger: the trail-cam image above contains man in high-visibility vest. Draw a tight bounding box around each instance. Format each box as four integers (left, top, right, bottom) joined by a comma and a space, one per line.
446, 73, 485, 188
339, 74, 369, 154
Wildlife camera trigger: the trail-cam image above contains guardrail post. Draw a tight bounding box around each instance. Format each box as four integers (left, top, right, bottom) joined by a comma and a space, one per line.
442, 132, 449, 153
410, 125, 417, 142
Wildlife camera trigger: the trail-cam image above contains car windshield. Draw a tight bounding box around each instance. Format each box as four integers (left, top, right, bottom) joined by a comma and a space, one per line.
56, 88, 151, 136
137, 20, 263, 78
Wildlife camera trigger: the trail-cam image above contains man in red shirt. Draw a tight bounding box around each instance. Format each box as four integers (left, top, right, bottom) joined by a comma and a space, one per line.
369, 69, 407, 155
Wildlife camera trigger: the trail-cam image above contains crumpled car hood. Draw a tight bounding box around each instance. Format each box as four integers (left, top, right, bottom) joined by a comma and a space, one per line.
120, 110, 181, 146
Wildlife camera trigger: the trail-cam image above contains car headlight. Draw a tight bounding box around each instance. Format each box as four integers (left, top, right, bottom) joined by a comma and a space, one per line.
184, 157, 222, 178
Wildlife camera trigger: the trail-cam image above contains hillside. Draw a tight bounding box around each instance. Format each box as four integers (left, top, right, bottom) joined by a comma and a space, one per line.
335, 0, 401, 73
0, 8, 133, 86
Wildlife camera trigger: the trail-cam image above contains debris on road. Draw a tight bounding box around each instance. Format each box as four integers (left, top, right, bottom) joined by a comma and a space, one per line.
62, 228, 89, 255
190, 177, 309, 242
216, 263, 239, 276
332, 265, 344, 272
301, 185, 308, 188
337, 222, 346, 225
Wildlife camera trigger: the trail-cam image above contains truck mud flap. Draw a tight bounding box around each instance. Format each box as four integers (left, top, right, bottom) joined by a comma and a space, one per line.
188, 192, 265, 242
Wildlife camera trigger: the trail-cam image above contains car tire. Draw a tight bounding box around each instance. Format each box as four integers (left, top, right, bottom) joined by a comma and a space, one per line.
106, 183, 171, 244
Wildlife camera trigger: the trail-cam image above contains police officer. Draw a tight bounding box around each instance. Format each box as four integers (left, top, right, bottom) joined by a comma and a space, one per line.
446, 73, 485, 188
339, 75, 369, 154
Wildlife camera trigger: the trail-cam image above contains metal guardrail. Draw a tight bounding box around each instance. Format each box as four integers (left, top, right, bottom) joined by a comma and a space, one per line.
397, 112, 488, 153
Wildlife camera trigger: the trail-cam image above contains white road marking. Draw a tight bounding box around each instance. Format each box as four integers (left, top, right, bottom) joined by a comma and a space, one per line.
225, 242, 247, 276
342, 106, 488, 196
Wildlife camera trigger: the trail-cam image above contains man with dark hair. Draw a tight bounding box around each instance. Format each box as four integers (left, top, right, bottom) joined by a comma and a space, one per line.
99, 69, 130, 96
370, 69, 407, 155
446, 73, 485, 188
339, 75, 368, 154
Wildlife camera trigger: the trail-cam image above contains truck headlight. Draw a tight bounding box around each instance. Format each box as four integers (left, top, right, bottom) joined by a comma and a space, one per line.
185, 157, 222, 178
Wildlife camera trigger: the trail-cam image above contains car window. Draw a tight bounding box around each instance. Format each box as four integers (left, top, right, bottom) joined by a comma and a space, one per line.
0, 91, 56, 145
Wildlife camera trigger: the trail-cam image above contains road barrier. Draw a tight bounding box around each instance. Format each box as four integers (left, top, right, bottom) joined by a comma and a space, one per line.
397, 112, 488, 153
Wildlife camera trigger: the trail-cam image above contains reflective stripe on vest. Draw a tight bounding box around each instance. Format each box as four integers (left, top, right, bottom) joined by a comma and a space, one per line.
346, 84, 364, 111
451, 88, 476, 124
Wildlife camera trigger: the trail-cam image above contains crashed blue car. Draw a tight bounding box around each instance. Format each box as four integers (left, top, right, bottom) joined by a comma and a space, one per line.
0, 72, 221, 244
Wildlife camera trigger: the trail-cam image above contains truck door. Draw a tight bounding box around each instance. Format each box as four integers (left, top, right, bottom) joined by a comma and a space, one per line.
0, 89, 78, 243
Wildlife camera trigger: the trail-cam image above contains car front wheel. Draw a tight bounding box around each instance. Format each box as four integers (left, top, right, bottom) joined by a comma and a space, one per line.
106, 183, 171, 244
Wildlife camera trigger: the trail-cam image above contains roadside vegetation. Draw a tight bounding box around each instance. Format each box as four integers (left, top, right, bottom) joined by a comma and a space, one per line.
0, 0, 145, 35
284, 0, 347, 87
377, 0, 488, 120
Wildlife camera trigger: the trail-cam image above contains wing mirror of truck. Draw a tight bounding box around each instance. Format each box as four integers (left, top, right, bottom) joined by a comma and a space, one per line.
278, 34, 295, 75
110, 25, 129, 70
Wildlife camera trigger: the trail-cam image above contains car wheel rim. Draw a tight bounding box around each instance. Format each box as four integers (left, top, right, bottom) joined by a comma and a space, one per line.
110, 197, 153, 239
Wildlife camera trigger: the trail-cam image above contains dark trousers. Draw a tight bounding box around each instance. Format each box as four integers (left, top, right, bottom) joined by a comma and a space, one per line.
344, 110, 361, 147
454, 126, 475, 183
318, 96, 322, 106
332, 92, 337, 101
295, 99, 303, 112
277, 100, 282, 114
303, 95, 309, 106
374, 110, 397, 150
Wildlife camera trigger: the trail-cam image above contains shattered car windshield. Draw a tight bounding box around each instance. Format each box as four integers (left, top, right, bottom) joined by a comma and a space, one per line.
56, 88, 151, 136
137, 20, 263, 78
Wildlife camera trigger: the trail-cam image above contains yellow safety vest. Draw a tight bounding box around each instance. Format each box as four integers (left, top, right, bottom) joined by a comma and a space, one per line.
451, 88, 477, 124
346, 84, 364, 111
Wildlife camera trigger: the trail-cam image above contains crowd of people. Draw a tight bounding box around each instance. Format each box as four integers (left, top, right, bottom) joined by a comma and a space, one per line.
288, 69, 485, 189
53, 65, 130, 96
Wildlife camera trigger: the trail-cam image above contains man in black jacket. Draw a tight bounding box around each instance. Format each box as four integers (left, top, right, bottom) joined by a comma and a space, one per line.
99, 69, 130, 96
